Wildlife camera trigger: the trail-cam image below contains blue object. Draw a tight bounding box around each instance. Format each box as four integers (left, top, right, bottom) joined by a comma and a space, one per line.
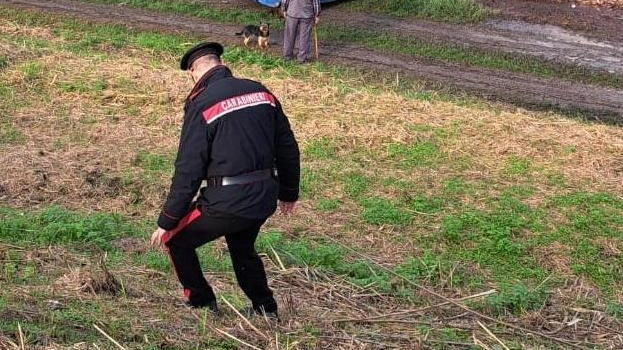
254, 0, 339, 8
256, 0, 281, 7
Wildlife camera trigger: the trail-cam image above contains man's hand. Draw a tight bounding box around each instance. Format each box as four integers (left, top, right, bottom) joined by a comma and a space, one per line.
150, 227, 167, 250
278, 201, 297, 215
314, 16, 320, 25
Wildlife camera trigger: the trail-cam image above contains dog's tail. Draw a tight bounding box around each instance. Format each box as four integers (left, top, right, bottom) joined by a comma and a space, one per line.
235, 31, 243, 36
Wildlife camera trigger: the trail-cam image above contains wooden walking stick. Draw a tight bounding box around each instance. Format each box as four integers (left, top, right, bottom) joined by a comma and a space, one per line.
313, 23, 319, 60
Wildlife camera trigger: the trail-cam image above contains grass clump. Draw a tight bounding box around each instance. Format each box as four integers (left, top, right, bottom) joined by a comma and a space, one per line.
133, 31, 186, 52
300, 167, 321, 198
133, 151, 173, 173
549, 192, 623, 238
359, 197, 412, 226
344, 0, 490, 22
502, 156, 533, 177
134, 250, 170, 272
0, 206, 144, 249
198, 245, 233, 272
394, 251, 446, 283
0, 83, 13, 100
0, 125, 26, 145
484, 282, 548, 315
0, 55, 9, 70
386, 141, 441, 168
409, 194, 445, 214
278, 239, 346, 269
315, 198, 341, 211
438, 193, 548, 290
443, 178, 472, 196
57, 79, 107, 94
606, 301, 623, 319
303, 137, 338, 160
21, 62, 44, 83
436, 189, 623, 301
257, 232, 396, 292
570, 239, 622, 296
54, 22, 129, 54
342, 173, 369, 199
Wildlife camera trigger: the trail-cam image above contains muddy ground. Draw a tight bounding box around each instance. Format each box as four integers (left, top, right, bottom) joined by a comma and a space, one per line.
2, 0, 623, 120
478, 0, 623, 41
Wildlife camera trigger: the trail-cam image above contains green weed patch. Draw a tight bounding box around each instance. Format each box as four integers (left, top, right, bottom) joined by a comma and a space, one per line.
359, 197, 413, 226
0, 124, 26, 145
386, 141, 442, 168
133, 151, 174, 173
303, 137, 338, 160
342, 173, 369, 199
0, 206, 146, 249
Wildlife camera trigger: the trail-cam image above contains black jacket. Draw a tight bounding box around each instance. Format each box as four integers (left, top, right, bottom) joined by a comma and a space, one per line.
157, 65, 300, 230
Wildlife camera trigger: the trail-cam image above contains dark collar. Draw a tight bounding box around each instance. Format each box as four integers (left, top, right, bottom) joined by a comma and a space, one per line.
186, 65, 233, 102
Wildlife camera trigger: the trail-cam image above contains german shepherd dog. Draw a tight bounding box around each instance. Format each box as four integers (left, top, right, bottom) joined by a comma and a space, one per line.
235, 23, 270, 50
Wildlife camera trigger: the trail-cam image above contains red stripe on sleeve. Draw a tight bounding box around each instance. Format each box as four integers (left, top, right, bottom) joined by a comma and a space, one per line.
202, 92, 277, 124
161, 208, 202, 245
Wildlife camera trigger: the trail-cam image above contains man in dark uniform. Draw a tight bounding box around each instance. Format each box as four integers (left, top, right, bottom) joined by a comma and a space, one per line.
150, 42, 300, 319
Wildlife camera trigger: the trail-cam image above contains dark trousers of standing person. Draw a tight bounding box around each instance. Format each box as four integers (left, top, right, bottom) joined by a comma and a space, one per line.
163, 204, 277, 313
283, 16, 314, 63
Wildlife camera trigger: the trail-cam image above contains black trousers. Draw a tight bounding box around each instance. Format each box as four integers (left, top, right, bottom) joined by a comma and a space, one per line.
163, 205, 276, 312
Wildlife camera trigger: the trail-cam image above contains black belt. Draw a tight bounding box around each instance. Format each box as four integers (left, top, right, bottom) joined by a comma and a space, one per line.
206, 169, 274, 187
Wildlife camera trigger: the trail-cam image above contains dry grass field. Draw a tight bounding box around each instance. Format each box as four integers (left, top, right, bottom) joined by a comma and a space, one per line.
0, 8, 622, 349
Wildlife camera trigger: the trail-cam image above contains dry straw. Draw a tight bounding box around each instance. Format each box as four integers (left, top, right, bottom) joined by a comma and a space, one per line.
1, 242, 623, 348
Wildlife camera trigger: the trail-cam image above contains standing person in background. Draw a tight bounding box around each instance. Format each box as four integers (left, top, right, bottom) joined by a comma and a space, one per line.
282, 0, 320, 63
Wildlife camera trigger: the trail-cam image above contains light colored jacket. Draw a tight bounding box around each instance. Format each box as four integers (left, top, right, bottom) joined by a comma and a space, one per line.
282, 0, 320, 19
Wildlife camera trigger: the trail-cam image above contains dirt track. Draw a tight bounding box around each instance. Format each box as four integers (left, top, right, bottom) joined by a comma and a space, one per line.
325, 15, 623, 75
2, 0, 623, 120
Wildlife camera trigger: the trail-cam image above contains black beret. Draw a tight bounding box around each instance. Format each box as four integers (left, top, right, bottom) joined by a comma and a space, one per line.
180, 42, 224, 70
